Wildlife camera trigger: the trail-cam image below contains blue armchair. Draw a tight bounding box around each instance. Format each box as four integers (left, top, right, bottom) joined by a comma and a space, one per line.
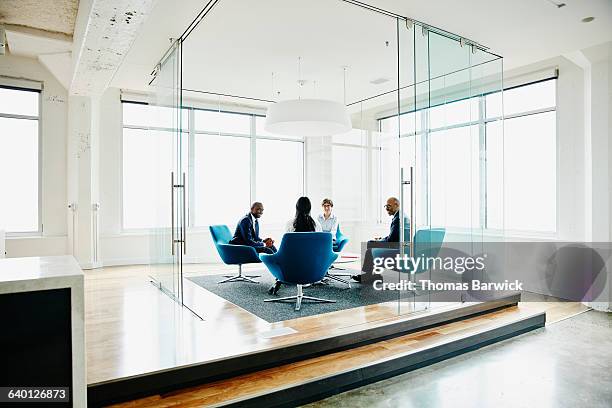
333, 224, 349, 252
261, 232, 338, 311
371, 228, 446, 275
209, 225, 262, 284
328, 224, 352, 287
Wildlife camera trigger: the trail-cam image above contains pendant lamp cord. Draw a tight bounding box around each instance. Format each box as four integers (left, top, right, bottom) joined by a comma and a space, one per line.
343, 66, 347, 105
298, 56, 302, 100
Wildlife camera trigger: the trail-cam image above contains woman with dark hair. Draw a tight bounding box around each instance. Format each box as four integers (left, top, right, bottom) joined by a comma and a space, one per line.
268, 197, 323, 295
286, 196, 322, 232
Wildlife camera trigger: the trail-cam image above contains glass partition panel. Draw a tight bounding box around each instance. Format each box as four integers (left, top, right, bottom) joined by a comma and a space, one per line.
353, 89, 402, 318
148, 41, 183, 304
396, 25, 505, 311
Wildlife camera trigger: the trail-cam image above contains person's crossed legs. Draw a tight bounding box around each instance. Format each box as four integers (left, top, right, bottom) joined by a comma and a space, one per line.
353, 240, 399, 283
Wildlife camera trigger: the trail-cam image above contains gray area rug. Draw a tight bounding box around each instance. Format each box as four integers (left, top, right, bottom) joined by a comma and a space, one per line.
188, 270, 400, 323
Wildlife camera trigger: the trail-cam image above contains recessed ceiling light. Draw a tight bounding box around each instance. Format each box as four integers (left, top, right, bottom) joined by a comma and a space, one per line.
582, 16, 595, 23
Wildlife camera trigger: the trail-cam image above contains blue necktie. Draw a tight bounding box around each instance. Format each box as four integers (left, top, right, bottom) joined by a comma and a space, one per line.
254, 219, 260, 238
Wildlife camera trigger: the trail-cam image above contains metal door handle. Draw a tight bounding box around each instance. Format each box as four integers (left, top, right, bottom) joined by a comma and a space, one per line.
171, 171, 175, 256
400, 166, 415, 258
182, 172, 187, 255
409, 166, 414, 258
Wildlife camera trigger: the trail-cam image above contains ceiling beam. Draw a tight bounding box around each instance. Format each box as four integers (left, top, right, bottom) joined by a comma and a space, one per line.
70, 0, 156, 96
1, 24, 73, 44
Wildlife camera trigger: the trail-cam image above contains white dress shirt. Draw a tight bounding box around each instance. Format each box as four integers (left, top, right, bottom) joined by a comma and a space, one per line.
317, 213, 338, 235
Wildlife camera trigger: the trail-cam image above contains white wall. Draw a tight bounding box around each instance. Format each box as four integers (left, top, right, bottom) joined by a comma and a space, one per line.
1, 55, 69, 257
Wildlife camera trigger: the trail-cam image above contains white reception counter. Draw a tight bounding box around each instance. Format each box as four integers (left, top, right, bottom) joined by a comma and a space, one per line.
0, 256, 86, 407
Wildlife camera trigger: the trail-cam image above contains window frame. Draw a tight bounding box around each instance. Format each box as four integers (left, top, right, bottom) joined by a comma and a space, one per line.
0, 85, 43, 236
120, 101, 305, 232
377, 77, 558, 236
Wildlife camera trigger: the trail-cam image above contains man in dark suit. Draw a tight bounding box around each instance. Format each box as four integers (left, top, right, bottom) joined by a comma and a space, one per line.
229, 202, 277, 254
352, 197, 408, 283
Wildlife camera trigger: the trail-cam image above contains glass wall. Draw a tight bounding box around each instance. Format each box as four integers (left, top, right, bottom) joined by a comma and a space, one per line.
392, 22, 505, 312
155, 0, 504, 324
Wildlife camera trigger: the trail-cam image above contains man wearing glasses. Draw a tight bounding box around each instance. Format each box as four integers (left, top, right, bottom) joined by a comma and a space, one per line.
352, 197, 407, 283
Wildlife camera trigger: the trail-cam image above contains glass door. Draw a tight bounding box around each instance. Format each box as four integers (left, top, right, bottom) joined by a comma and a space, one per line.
149, 40, 183, 303
396, 19, 430, 314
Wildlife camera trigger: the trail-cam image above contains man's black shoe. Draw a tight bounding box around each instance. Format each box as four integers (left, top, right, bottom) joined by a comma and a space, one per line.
351, 274, 362, 283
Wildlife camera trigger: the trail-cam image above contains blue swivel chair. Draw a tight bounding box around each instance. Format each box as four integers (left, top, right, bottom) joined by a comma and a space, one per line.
371, 228, 446, 275
328, 224, 352, 287
209, 225, 262, 284
261, 232, 338, 311
333, 225, 349, 252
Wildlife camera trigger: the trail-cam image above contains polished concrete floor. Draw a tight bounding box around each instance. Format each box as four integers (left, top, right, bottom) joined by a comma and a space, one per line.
306, 310, 612, 408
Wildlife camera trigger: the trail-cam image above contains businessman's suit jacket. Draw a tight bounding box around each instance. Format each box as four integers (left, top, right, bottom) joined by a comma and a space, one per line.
380, 211, 410, 242
229, 214, 264, 247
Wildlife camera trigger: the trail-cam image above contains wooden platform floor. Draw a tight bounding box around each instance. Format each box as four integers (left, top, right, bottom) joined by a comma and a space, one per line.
109, 304, 549, 407
85, 263, 589, 390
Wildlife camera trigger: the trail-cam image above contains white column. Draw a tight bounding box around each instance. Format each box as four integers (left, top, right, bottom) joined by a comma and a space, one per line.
67, 95, 101, 269
305, 135, 333, 203
576, 42, 612, 311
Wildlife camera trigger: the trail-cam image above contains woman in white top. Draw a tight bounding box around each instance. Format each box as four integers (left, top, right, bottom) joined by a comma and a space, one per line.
317, 198, 338, 237
270, 197, 322, 296
285, 196, 322, 232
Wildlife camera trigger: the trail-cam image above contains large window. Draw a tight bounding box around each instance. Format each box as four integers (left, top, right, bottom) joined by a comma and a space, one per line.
193, 134, 251, 226
122, 102, 304, 229
0, 87, 40, 233
256, 138, 304, 224
122, 128, 174, 229
486, 80, 557, 233
429, 126, 480, 228
378, 78, 557, 234
122, 103, 184, 229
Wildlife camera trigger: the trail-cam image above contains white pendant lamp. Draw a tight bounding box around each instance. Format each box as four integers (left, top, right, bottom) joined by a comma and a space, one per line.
264, 98, 351, 137
264, 59, 352, 137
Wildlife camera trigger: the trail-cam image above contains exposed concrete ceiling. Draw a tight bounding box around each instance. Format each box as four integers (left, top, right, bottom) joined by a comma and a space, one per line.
0, 0, 79, 36
70, 0, 158, 96
4, 26, 72, 58
2, 0, 609, 99
3, 25, 73, 89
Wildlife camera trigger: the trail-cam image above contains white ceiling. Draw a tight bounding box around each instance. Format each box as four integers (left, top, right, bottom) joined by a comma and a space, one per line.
181, 0, 404, 104
111, 0, 612, 103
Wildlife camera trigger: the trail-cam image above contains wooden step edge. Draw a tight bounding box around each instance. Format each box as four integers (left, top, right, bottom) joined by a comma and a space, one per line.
214, 309, 546, 408
89, 294, 521, 406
